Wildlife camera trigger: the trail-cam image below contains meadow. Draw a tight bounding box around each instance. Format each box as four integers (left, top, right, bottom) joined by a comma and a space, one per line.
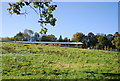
1, 42, 120, 80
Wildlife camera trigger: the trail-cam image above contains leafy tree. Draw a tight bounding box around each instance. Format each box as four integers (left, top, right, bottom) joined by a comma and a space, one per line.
58, 35, 63, 42
1, 37, 14, 41
83, 32, 97, 48
112, 33, 120, 49
68, 39, 71, 42
47, 34, 57, 42
82, 36, 88, 47
24, 29, 34, 36
72, 32, 85, 42
7, 0, 57, 34
40, 35, 48, 41
88, 32, 94, 38
24, 29, 34, 41
8, 37, 15, 41
96, 35, 108, 49
23, 33, 30, 41
106, 34, 114, 48
41, 34, 57, 42
114, 32, 119, 36
14, 32, 24, 41
87, 32, 95, 47
33, 32, 40, 41
63, 37, 69, 42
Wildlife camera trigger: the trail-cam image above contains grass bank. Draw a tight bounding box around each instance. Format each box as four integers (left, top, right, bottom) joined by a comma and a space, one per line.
1, 42, 120, 79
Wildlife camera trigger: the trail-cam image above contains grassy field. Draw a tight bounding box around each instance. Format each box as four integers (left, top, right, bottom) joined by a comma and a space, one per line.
1, 42, 120, 79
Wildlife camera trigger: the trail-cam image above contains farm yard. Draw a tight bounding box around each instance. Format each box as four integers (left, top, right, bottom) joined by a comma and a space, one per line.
1, 42, 120, 79
1, 1, 120, 81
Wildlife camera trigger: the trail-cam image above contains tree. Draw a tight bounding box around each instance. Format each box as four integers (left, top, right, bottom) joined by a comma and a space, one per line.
58, 35, 63, 42
41, 34, 57, 42
40, 35, 48, 41
24, 29, 34, 41
83, 32, 97, 48
33, 32, 40, 41
1, 37, 15, 41
88, 32, 94, 38
72, 32, 85, 42
7, 1, 57, 34
24, 29, 34, 36
63, 37, 69, 42
47, 34, 57, 42
23, 33, 30, 41
112, 33, 120, 49
68, 39, 71, 42
14, 32, 24, 41
96, 35, 108, 49
106, 34, 114, 48
114, 32, 119, 36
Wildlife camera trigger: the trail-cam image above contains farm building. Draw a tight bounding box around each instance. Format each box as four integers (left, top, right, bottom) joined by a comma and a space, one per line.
13, 41, 83, 48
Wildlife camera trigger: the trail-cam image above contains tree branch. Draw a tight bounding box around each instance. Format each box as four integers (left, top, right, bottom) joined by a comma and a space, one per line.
28, 4, 38, 15
38, 6, 41, 19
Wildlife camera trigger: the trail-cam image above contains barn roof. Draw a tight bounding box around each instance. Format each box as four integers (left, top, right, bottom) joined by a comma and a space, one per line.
14, 41, 83, 44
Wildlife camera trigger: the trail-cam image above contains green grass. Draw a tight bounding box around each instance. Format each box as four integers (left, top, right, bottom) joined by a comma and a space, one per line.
1, 42, 120, 79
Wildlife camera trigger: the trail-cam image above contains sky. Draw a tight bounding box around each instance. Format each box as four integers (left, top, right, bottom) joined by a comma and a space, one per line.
0, 2, 118, 39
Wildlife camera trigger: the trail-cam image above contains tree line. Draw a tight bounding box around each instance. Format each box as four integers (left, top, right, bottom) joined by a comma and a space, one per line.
72, 32, 120, 49
1, 29, 70, 42
1, 29, 120, 50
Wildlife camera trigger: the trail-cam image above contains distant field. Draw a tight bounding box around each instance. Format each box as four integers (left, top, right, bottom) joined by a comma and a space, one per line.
1, 42, 120, 79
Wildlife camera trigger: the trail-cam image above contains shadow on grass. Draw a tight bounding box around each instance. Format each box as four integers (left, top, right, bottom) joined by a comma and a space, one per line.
101, 73, 120, 77
85, 71, 120, 77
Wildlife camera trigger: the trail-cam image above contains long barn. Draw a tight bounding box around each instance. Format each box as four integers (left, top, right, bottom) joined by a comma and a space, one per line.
12, 41, 83, 48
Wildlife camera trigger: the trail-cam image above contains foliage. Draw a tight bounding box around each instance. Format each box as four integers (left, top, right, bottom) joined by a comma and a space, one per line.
14, 29, 40, 41
14, 32, 24, 41
7, 1, 57, 34
96, 36, 108, 49
2, 30, 120, 50
58, 35, 63, 42
23, 29, 34, 41
106, 34, 114, 48
24, 29, 34, 37
1, 42, 120, 79
83, 32, 97, 48
112, 33, 120, 49
63, 37, 69, 42
33, 32, 40, 41
72, 32, 85, 42
41, 34, 57, 42
72, 32, 119, 50
23, 33, 30, 41
0, 37, 15, 41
